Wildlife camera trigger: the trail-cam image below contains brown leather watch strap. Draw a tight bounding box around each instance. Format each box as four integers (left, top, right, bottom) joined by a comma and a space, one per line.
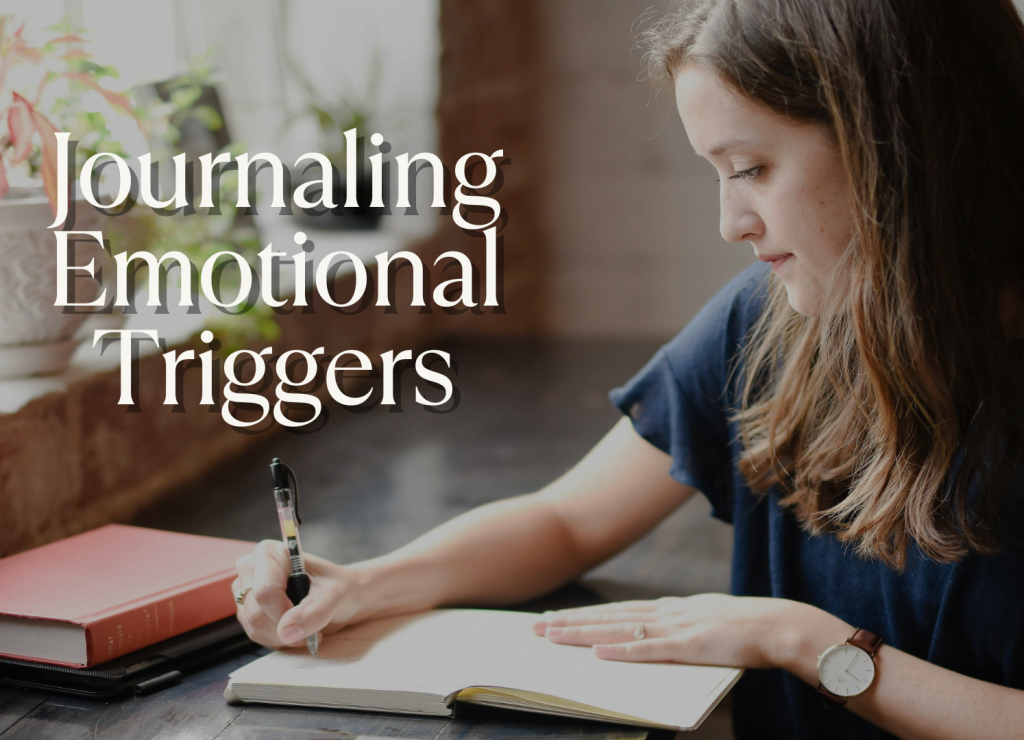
817, 628, 884, 709
818, 683, 847, 706
847, 628, 883, 657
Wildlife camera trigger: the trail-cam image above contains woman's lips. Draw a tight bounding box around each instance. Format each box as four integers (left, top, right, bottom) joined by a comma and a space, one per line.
757, 252, 793, 272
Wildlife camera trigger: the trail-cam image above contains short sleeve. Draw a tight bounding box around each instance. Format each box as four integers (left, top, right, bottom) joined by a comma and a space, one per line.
609, 262, 771, 522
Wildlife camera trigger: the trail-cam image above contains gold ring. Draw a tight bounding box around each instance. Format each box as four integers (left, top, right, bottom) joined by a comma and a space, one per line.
633, 622, 646, 641
235, 587, 253, 605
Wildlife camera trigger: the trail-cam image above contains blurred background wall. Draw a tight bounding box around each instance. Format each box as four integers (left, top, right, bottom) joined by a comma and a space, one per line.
10, 0, 1024, 340
539, 0, 754, 338
0, 0, 756, 341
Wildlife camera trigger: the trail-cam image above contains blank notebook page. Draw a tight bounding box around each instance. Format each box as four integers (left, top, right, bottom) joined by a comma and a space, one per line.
228, 609, 741, 729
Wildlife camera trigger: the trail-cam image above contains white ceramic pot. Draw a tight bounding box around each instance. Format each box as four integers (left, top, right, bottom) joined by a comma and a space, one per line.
0, 189, 104, 378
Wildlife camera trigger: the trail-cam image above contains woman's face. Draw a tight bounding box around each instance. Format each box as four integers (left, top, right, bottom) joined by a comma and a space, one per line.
674, 64, 854, 316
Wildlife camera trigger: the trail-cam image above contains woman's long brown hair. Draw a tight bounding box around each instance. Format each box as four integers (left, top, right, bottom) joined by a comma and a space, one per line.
641, 0, 1024, 569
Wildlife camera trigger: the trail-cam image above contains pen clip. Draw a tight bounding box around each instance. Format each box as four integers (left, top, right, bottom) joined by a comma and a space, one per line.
286, 464, 301, 527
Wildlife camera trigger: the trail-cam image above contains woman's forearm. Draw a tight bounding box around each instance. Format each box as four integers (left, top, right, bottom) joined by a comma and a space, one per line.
776, 606, 1024, 740
350, 495, 589, 618
348, 419, 694, 622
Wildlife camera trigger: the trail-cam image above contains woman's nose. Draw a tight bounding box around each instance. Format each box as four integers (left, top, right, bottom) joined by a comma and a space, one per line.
719, 198, 765, 243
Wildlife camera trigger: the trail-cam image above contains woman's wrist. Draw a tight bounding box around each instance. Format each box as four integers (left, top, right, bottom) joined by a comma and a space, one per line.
770, 600, 854, 684
345, 555, 447, 622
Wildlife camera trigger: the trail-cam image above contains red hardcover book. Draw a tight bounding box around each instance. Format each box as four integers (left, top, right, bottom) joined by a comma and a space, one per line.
0, 524, 254, 667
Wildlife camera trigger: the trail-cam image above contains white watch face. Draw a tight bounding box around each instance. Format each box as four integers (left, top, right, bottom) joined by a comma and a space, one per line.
817, 644, 875, 698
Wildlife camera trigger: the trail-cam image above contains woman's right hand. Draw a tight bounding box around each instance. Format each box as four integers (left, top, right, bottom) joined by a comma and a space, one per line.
232, 540, 370, 649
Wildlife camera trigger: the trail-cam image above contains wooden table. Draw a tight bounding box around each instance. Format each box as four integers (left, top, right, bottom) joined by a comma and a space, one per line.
0, 339, 735, 740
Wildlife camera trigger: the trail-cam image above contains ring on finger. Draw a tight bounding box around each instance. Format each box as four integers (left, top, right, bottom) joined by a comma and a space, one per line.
633, 622, 646, 641
235, 586, 253, 605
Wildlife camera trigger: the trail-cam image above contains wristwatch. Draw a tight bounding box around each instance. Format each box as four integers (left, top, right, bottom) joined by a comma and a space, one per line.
816, 628, 882, 705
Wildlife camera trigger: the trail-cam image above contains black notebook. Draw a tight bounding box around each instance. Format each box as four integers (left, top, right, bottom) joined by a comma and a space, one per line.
0, 618, 254, 698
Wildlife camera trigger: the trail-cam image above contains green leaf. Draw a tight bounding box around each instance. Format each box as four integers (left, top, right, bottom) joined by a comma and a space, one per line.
313, 105, 336, 132
73, 59, 113, 78
169, 86, 203, 110
189, 105, 223, 131
259, 317, 282, 341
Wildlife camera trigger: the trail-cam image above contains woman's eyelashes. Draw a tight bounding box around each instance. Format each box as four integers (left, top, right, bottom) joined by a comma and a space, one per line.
714, 165, 763, 183
729, 165, 762, 180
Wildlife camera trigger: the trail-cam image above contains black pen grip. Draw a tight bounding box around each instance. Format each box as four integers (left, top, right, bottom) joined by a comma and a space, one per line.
286, 573, 311, 605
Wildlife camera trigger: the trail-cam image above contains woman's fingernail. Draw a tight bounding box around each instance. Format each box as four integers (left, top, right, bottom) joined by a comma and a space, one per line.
533, 620, 548, 632
546, 627, 564, 638
593, 644, 612, 658
280, 625, 304, 643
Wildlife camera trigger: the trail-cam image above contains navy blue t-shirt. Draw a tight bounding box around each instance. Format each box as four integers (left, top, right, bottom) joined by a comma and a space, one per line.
609, 262, 1024, 739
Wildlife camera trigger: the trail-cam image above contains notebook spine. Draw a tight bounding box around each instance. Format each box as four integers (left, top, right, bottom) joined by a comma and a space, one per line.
84, 574, 238, 666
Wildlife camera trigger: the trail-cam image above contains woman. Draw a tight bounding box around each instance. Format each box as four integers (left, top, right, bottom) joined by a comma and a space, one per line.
233, 1, 1024, 737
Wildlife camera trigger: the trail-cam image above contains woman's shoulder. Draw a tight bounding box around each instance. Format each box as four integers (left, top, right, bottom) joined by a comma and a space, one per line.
607, 263, 772, 517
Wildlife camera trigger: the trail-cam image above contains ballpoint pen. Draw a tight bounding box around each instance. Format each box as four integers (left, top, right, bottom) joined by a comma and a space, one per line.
270, 457, 318, 658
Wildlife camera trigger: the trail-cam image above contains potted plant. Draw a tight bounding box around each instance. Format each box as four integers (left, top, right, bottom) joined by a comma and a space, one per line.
0, 16, 140, 378
282, 43, 386, 231
128, 60, 280, 352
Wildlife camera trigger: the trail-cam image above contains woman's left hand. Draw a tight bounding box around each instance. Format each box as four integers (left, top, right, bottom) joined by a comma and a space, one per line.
532, 594, 830, 670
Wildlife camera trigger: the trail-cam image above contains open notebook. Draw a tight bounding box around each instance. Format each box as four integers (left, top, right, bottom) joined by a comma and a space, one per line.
225, 609, 742, 731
